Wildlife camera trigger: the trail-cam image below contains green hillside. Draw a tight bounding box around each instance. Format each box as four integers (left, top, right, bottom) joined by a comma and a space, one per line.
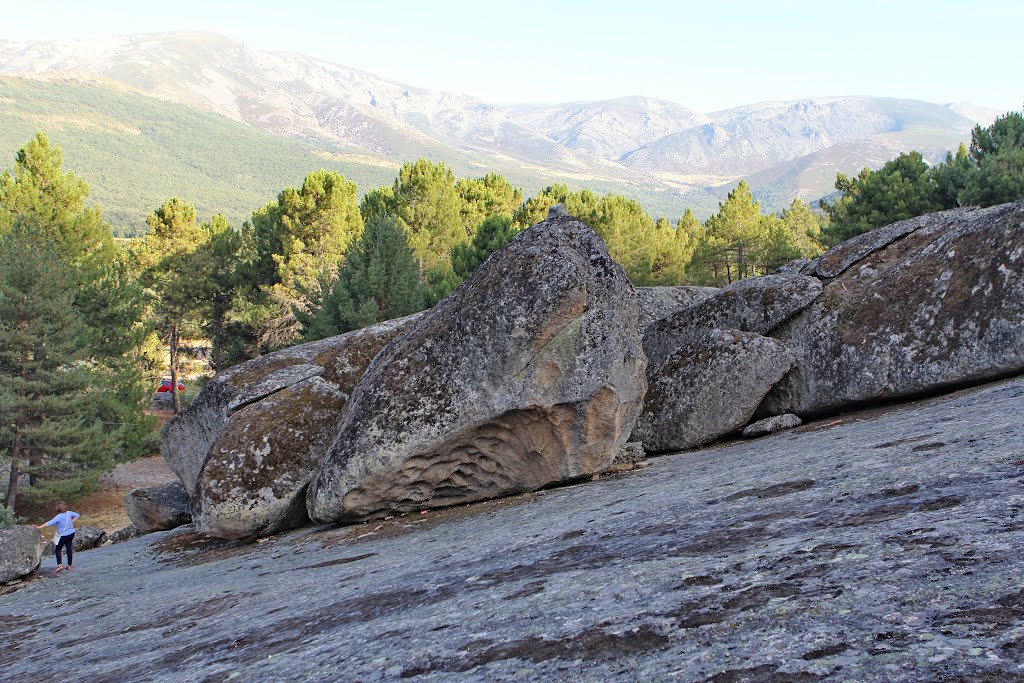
0, 76, 399, 232
0, 76, 721, 230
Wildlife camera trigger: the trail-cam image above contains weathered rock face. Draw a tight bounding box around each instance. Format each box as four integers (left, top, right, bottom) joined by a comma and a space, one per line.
161, 316, 417, 497
194, 377, 347, 539
0, 525, 42, 582
763, 202, 1024, 416
124, 482, 193, 534
643, 273, 821, 370
635, 285, 718, 330
632, 330, 795, 453
743, 413, 803, 438
308, 216, 647, 523
613, 441, 646, 466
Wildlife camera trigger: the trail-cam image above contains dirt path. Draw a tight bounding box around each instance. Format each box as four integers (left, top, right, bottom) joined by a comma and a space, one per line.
75, 455, 178, 532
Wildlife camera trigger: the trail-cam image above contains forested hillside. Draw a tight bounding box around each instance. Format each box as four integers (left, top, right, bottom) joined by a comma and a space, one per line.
0, 75, 397, 231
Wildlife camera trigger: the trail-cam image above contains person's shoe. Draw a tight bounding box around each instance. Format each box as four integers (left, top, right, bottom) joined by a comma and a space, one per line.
54, 566, 62, 574
64, 566, 71, 571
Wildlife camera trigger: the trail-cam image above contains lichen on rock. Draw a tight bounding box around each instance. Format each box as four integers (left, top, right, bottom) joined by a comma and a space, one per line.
308, 216, 647, 523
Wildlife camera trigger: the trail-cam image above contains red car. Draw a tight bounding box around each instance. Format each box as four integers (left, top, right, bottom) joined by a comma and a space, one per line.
155, 377, 186, 395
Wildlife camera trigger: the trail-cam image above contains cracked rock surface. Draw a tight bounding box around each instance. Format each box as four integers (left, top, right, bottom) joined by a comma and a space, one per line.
764, 201, 1024, 416
3, 376, 1022, 681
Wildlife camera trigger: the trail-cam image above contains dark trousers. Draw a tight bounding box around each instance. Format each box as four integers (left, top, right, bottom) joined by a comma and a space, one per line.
55, 533, 75, 567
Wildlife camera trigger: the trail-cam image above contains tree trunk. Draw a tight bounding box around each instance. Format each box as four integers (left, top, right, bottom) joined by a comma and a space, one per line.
212, 301, 224, 372
170, 323, 182, 414
5, 433, 20, 509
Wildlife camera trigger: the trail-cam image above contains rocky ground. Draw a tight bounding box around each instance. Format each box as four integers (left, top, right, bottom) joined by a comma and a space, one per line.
2, 377, 1023, 682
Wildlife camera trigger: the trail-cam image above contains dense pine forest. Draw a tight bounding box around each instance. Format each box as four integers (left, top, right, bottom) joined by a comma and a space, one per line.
1, 108, 1022, 517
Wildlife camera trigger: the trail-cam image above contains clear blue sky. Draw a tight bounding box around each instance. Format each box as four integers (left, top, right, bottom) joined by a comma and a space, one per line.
3, 0, 1020, 112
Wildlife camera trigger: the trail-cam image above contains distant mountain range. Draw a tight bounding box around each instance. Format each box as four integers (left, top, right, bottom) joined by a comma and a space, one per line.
0, 31, 1004, 230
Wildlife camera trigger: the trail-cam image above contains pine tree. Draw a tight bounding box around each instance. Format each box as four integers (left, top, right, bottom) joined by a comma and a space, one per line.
451, 216, 519, 281
135, 198, 207, 413
779, 199, 826, 259
191, 214, 243, 371
821, 152, 942, 244
300, 214, 426, 340
0, 222, 108, 508
0, 133, 152, 482
961, 111, 1024, 207
700, 182, 768, 284
237, 170, 364, 353
456, 173, 523, 235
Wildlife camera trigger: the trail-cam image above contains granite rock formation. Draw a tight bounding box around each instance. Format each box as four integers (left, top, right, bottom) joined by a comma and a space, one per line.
308, 216, 647, 523
161, 315, 417, 496
763, 202, 1024, 416
0, 525, 42, 582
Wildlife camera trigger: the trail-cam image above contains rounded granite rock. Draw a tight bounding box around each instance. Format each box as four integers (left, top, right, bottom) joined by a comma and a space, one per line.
308, 216, 648, 524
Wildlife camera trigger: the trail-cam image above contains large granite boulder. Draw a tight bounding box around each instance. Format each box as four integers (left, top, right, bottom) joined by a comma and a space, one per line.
635, 285, 718, 330
124, 482, 193, 534
632, 330, 795, 453
643, 273, 821, 369
162, 316, 418, 497
194, 377, 347, 539
762, 202, 1024, 416
308, 216, 648, 524
0, 525, 42, 582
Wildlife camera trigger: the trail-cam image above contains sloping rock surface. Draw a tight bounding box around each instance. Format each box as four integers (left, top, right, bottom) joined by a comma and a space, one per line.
124, 482, 192, 534
161, 316, 417, 496
308, 216, 647, 523
0, 525, 41, 582
1, 377, 1022, 681
632, 330, 795, 453
763, 202, 1024, 416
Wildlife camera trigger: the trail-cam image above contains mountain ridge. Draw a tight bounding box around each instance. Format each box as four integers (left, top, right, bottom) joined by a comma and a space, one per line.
0, 31, 1003, 223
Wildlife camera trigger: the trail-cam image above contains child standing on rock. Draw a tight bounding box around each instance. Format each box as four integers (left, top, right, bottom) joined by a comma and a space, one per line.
36, 502, 80, 573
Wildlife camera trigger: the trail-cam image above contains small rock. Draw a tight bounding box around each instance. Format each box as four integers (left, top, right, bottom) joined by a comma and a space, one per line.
125, 482, 192, 534
743, 414, 803, 438
547, 203, 568, 218
72, 526, 107, 551
107, 525, 141, 545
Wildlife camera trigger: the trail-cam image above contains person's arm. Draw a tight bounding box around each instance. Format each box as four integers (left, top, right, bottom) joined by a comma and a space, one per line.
70, 511, 80, 520
35, 516, 58, 529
